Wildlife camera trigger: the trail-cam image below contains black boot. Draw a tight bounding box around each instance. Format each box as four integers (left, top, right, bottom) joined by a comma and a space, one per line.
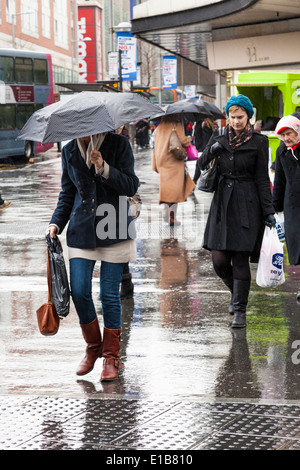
231, 279, 250, 328
297, 292, 300, 303
120, 273, 134, 299
221, 277, 234, 315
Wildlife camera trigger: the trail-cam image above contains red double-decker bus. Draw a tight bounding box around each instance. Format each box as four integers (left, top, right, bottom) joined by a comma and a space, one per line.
0, 49, 54, 160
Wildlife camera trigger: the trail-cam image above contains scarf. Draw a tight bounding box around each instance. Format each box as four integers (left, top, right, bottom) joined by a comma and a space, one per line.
228, 123, 253, 150
288, 141, 300, 161
77, 133, 107, 169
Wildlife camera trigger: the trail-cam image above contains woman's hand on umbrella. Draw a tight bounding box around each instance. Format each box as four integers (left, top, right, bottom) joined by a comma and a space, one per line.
90, 150, 104, 171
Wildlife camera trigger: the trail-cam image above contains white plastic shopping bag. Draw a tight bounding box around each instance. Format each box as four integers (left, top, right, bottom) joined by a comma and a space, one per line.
256, 226, 285, 288
275, 212, 285, 242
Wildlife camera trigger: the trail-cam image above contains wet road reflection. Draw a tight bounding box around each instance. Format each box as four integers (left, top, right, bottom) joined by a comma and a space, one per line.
0, 148, 300, 403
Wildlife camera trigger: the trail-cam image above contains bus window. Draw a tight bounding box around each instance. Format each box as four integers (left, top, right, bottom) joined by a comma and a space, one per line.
16, 104, 34, 129
0, 56, 14, 83
34, 59, 48, 85
15, 57, 33, 84
149, 88, 178, 105
0, 50, 54, 159
34, 103, 44, 112
0, 105, 16, 130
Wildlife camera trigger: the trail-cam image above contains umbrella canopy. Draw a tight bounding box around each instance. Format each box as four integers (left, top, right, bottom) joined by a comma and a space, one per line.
185, 99, 225, 120
159, 100, 211, 121
17, 92, 164, 144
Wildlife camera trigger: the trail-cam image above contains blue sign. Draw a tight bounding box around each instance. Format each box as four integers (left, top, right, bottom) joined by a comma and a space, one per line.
116, 32, 137, 82
130, 0, 136, 19
272, 253, 283, 270
163, 56, 177, 90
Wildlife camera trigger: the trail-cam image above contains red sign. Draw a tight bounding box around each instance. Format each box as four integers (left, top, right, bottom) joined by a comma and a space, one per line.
77, 6, 103, 83
11, 85, 34, 103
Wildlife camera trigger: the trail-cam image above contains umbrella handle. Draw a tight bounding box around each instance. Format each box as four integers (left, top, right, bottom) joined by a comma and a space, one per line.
90, 136, 95, 150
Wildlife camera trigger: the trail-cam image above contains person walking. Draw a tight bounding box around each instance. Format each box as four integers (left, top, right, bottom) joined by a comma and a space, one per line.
47, 132, 139, 381
135, 119, 150, 149
115, 125, 139, 300
0, 194, 12, 210
152, 114, 195, 225
198, 95, 275, 328
273, 114, 300, 302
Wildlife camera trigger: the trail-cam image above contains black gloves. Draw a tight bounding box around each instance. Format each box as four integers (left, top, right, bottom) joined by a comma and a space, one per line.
209, 142, 224, 156
264, 214, 276, 228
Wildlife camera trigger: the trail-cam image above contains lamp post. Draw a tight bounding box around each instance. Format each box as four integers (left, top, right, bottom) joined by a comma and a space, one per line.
12, 10, 35, 49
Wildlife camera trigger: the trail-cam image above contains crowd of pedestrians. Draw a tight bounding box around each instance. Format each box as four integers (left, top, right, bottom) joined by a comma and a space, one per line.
1, 92, 299, 382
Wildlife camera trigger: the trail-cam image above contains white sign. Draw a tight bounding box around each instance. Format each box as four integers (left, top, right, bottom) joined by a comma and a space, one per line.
117, 32, 137, 81
207, 31, 300, 71
108, 52, 119, 79
184, 85, 197, 99
163, 56, 177, 90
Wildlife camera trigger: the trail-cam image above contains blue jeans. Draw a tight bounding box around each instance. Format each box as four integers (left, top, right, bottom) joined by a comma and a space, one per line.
69, 258, 125, 328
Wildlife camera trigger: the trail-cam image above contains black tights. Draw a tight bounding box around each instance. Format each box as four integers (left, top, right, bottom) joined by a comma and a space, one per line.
211, 250, 251, 281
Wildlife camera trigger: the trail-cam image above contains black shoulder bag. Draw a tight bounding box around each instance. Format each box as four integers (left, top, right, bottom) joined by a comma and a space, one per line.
197, 128, 225, 193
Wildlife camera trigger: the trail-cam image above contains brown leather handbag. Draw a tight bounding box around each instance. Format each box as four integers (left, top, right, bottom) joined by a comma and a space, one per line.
36, 250, 60, 336
169, 127, 186, 161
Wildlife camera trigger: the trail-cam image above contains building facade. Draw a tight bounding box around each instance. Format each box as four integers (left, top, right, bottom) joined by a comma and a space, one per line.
0, 0, 79, 92
0, 0, 134, 91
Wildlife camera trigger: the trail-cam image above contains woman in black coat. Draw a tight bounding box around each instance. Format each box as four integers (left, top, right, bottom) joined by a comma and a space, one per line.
273, 115, 300, 301
198, 95, 275, 328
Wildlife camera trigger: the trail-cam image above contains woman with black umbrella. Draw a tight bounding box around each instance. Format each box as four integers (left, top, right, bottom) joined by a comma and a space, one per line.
198, 95, 276, 328
47, 132, 139, 382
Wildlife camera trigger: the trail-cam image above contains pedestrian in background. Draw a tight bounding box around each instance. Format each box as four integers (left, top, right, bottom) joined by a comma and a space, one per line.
152, 114, 195, 225
193, 117, 216, 183
273, 114, 300, 302
135, 119, 150, 149
47, 132, 139, 382
115, 125, 137, 300
198, 94, 275, 328
194, 117, 216, 153
0, 193, 12, 210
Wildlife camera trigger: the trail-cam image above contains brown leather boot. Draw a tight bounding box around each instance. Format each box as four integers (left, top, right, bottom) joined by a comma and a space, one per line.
76, 318, 102, 376
169, 211, 181, 226
169, 205, 181, 226
100, 327, 122, 382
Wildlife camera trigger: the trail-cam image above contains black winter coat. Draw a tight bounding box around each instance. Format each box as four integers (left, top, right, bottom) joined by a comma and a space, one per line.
273, 142, 300, 265
199, 127, 274, 254
194, 120, 213, 152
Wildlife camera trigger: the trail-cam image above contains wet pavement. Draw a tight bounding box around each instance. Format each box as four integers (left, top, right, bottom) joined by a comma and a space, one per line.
0, 146, 300, 451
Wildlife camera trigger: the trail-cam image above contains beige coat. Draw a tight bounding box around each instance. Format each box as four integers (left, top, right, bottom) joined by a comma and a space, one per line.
152, 121, 195, 204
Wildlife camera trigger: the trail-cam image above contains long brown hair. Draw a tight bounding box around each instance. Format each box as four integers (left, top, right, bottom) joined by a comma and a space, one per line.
204, 117, 215, 130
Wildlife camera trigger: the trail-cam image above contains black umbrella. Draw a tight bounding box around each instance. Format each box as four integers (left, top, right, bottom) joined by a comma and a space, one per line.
161, 100, 211, 121
185, 99, 225, 120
